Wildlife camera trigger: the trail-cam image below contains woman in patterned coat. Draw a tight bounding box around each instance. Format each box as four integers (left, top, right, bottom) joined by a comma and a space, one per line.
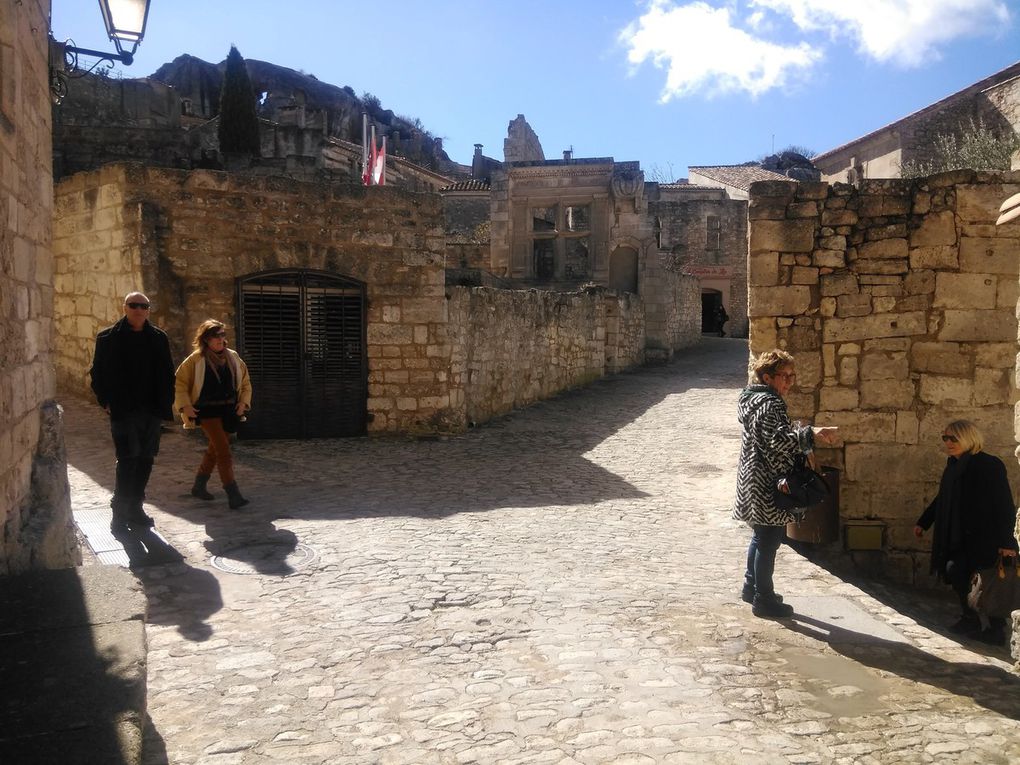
733, 350, 838, 618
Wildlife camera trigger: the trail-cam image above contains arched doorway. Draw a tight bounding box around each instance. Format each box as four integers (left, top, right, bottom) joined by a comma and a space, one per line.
237, 269, 367, 439
608, 247, 639, 293
701, 288, 724, 334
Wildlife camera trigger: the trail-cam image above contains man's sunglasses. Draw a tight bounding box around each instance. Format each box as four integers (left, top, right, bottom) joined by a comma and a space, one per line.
941, 434, 959, 443
126, 302, 150, 310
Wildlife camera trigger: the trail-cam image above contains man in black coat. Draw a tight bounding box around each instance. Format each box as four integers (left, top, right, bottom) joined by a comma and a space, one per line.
90, 292, 175, 532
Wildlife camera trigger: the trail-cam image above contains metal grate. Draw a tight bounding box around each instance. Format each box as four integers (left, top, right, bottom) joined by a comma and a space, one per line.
238, 270, 367, 439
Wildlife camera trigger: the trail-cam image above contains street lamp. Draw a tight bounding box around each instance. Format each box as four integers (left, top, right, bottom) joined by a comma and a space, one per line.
50, 0, 152, 103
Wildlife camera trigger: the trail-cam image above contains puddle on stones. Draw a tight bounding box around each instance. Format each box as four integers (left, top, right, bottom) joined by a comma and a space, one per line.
779, 648, 897, 718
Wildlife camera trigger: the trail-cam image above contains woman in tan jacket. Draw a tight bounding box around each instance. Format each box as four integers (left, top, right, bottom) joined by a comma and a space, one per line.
174, 320, 253, 508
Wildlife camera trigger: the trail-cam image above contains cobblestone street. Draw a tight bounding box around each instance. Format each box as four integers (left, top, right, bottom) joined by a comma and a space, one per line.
63, 338, 1020, 764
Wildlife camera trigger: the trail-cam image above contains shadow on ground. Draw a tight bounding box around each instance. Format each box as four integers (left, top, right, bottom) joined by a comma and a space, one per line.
784, 613, 1020, 720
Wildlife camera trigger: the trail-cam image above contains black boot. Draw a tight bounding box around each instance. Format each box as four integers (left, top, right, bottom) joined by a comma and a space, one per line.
127, 457, 155, 529
111, 458, 137, 532
224, 482, 249, 509
191, 474, 215, 500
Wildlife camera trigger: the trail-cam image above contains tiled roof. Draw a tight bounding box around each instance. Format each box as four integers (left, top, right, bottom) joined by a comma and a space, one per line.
659, 182, 721, 191
441, 180, 490, 192
688, 165, 788, 190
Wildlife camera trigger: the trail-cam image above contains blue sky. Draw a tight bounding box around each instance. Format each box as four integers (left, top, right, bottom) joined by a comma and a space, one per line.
52, 0, 1020, 180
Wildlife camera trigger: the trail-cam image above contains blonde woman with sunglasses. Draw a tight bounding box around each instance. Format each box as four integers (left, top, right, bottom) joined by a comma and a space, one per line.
914, 420, 1018, 645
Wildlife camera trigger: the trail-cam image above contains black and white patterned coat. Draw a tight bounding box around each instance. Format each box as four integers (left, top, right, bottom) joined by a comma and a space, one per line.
732, 385, 815, 527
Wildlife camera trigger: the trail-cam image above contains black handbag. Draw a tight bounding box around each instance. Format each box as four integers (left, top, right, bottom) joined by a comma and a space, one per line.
774, 454, 830, 512
967, 553, 1020, 618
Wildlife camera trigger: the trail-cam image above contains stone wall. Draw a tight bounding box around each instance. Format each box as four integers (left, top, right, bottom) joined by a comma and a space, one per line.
53, 164, 461, 435
447, 287, 645, 425
748, 172, 1020, 583
442, 192, 491, 270
0, 1, 79, 573
53, 165, 664, 438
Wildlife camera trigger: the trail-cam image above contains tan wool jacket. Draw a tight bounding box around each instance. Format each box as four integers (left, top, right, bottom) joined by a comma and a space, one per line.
173, 349, 253, 429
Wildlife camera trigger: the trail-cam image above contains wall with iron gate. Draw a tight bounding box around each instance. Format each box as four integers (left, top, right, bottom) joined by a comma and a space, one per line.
52, 165, 465, 436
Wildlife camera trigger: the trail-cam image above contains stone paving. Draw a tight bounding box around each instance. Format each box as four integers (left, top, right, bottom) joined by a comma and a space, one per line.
62, 338, 1020, 764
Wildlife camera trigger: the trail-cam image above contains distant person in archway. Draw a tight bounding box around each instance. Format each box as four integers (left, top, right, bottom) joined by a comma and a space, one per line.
714, 303, 729, 337
914, 420, 1018, 645
733, 350, 838, 618
175, 320, 253, 509
90, 292, 176, 532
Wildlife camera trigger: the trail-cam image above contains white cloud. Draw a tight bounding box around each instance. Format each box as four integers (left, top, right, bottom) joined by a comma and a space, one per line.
751, 0, 1012, 66
619, 0, 821, 100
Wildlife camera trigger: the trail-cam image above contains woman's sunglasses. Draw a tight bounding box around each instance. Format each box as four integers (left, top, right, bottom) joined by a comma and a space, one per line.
941, 434, 959, 443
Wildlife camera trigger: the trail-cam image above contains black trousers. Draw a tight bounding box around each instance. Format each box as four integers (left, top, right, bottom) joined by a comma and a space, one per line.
110, 412, 162, 516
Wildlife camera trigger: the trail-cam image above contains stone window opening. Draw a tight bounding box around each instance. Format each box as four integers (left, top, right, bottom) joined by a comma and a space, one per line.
706, 215, 721, 250
529, 202, 591, 281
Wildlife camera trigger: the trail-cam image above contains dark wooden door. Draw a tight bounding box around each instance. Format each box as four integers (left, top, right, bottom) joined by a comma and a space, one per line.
238, 270, 366, 439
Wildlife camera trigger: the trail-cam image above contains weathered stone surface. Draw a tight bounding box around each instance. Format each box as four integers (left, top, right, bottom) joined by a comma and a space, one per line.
836, 294, 872, 318
910, 342, 971, 375
748, 286, 813, 318
909, 211, 956, 247
815, 411, 896, 442
933, 272, 997, 309
904, 270, 936, 295
956, 184, 1014, 223
791, 266, 819, 285
855, 259, 909, 275
749, 220, 815, 254
845, 443, 939, 482
973, 366, 1011, 406
896, 411, 919, 444
860, 352, 909, 380
939, 310, 1016, 342
974, 342, 1015, 368
749, 253, 780, 286
910, 246, 959, 272
996, 276, 1020, 309
823, 312, 927, 342
819, 386, 859, 411
749, 318, 777, 352
820, 271, 858, 296
919, 375, 973, 406
858, 238, 908, 259
860, 379, 916, 409
959, 237, 1020, 274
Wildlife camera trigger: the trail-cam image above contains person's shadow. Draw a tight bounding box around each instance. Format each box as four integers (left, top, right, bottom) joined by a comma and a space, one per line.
202, 512, 300, 578
784, 611, 1020, 721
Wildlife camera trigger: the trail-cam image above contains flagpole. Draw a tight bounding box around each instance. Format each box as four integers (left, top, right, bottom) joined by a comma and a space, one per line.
380, 136, 386, 186
362, 114, 372, 185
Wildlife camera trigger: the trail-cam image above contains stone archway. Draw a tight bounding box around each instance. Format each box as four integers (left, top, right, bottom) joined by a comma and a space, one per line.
608, 247, 639, 293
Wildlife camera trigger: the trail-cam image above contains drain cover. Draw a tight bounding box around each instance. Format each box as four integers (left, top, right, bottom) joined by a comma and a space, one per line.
210, 542, 316, 575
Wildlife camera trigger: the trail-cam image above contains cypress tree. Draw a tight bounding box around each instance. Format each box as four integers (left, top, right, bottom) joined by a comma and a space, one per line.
218, 45, 261, 157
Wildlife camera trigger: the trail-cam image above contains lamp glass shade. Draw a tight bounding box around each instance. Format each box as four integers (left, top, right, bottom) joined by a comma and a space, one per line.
98, 0, 150, 43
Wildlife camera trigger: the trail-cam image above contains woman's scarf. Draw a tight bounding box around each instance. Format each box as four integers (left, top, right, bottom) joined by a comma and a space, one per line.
202, 346, 229, 380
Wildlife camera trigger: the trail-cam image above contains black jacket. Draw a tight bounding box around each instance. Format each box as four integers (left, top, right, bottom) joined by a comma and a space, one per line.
90, 317, 175, 421
917, 450, 1019, 574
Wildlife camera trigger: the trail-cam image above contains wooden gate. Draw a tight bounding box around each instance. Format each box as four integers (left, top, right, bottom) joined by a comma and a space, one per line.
237, 270, 366, 439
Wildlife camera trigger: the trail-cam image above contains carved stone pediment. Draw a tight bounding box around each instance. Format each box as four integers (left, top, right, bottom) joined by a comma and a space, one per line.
611, 169, 644, 204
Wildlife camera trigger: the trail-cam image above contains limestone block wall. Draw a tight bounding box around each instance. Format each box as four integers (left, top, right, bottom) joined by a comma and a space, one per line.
53, 164, 462, 435
447, 287, 645, 425
642, 260, 701, 363
0, 0, 79, 573
748, 172, 1020, 583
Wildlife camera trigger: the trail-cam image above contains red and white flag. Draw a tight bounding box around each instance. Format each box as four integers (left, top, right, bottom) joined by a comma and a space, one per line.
372, 137, 386, 186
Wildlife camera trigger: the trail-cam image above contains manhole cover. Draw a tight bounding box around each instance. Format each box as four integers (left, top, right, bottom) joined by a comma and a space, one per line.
210, 543, 316, 575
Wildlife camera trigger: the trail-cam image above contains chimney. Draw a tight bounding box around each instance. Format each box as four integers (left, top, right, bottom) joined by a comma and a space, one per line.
563, 149, 572, 161
472, 144, 484, 179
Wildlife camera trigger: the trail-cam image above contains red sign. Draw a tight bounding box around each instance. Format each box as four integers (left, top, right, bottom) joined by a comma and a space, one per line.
684, 265, 732, 278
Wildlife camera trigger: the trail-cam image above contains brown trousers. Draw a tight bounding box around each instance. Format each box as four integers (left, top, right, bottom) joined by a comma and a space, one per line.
198, 417, 234, 486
